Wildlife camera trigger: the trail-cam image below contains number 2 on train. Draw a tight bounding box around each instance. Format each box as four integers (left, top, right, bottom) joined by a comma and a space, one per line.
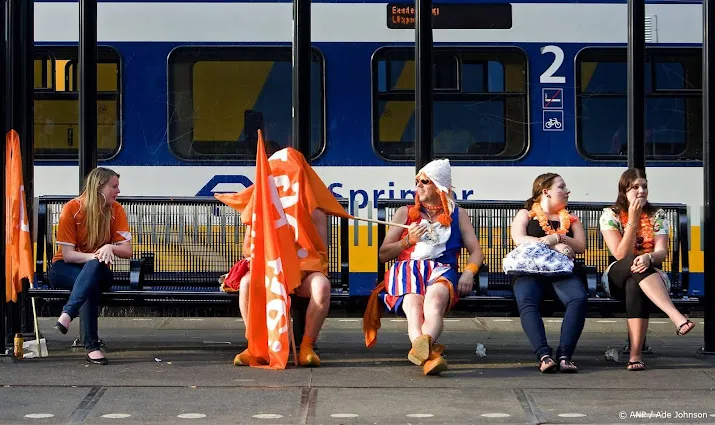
539, 45, 566, 84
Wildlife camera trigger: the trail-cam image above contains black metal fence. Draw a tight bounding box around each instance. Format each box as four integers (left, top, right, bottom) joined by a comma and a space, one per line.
377, 199, 690, 299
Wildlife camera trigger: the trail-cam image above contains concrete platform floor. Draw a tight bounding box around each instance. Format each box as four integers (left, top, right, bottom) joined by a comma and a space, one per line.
1, 316, 714, 425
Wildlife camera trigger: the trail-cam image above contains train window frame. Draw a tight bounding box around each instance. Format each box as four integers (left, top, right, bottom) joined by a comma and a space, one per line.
33, 45, 122, 161
167, 45, 327, 162
575, 46, 702, 162
371, 46, 529, 162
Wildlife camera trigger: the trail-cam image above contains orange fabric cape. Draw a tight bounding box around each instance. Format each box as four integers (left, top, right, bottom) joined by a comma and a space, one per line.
216, 143, 351, 274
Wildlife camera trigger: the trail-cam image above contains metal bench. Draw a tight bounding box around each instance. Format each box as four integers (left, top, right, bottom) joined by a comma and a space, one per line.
376, 199, 698, 313
28, 195, 349, 343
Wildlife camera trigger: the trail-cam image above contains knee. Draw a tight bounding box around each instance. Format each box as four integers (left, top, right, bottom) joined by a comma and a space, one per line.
515, 293, 542, 317
625, 280, 646, 297
84, 259, 112, 278
311, 276, 331, 304
83, 259, 103, 273
239, 274, 251, 293
402, 295, 424, 316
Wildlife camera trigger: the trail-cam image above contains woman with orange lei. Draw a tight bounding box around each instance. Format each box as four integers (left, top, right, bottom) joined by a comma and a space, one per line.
510, 173, 587, 373
368, 159, 484, 376
599, 168, 695, 372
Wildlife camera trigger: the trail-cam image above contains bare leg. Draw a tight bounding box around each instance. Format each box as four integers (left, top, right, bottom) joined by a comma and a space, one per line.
421, 283, 450, 341
403, 293, 431, 366
402, 294, 425, 343
293, 272, 331, 367
626, 318, 648, 370
294, 272, 331, 340
234, 273, 253, 366
638, 274, 689, 327
627, 318, 648, 361
420, 281, 450, 375
238, 273, 251, 327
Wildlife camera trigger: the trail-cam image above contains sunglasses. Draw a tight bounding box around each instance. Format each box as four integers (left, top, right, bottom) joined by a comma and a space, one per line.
415, 178, 432, 186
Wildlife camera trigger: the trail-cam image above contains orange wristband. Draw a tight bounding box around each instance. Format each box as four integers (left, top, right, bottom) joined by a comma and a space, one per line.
464, 263, 479, 274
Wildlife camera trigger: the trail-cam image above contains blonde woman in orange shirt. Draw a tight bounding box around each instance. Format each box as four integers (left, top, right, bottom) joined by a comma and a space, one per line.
51, 167, 133, 365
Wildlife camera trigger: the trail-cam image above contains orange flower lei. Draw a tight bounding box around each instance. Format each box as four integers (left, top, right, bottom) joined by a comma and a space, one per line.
529, 203, 571, 235
618, 211, 655, 254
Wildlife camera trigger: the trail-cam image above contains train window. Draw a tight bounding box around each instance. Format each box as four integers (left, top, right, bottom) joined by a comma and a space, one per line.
576, 48, 702, 161
462, 61, 505, 93
33, 46, 121, 160
377, 54, 459, 92
372, 47, 527, 161
168, 46, 325, 161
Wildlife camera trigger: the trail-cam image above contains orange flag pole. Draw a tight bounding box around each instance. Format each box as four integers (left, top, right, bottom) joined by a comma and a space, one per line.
351, 216, 410, 229
287, 309, 299, 367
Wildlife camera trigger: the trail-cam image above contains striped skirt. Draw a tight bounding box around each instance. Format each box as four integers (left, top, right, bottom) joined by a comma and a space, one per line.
383, 259, 458, 314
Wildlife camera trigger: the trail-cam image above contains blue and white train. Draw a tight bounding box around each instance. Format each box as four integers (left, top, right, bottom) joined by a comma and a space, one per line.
32, 0, 705, 296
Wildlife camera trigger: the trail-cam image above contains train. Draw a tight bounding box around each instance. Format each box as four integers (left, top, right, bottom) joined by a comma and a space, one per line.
32, 0, 705, 297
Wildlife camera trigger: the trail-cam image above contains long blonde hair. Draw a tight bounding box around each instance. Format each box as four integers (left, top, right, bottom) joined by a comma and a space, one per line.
80, 167, 120, 251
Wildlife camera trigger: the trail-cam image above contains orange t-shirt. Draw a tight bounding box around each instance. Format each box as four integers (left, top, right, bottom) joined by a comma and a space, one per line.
52, 198, 132, 263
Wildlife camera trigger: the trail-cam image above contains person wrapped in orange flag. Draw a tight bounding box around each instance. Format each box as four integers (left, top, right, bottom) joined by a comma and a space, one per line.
363, 159, 484, 375
216, 133, 351, 368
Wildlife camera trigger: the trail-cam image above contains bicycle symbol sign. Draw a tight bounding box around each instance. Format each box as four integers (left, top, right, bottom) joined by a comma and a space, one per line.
542, 110, 564, 132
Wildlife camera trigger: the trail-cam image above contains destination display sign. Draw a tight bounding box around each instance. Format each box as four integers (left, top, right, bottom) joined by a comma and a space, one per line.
386, 3, 512, 29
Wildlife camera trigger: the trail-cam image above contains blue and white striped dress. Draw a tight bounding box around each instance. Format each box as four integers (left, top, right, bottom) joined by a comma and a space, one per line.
383, 207, 462, 313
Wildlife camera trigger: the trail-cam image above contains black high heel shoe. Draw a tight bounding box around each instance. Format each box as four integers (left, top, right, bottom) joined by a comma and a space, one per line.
86, 355, 109, 365
55, 321, 68, 335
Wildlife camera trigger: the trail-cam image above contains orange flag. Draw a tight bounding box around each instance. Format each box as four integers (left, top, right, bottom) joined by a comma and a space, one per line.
216, 135, 352, 274
5, 130, 34, 303
245, 133, 302, 369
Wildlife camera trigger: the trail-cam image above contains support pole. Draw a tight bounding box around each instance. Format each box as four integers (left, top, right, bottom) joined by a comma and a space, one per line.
414, 0, 433, 173
79, 0, 98, 188
700, 0, 715, 355
626, 0, 646, 170
22, 0, 33, 232
0, 0, 9, 355
291, 0, 311, 345
6, 0, 29, 340
291, 0, 312, 163
19, 0, 33, 335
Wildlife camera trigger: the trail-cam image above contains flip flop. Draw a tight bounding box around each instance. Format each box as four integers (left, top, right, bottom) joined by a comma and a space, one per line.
627, 360, 646, 371
676, 320, 695, 336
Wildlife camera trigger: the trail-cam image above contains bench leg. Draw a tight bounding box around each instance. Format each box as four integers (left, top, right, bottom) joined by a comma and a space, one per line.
70, 318, 105, 349
623, 337, 653, 355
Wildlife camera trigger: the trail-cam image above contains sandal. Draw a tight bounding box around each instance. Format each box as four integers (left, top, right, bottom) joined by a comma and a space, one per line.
676, 320, 695, 336
558, 357, 578, 373
539, 355, 557, 373
627, 360, 646, 371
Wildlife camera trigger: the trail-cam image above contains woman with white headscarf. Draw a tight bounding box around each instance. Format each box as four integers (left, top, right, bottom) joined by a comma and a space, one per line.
374, 159, 484, 375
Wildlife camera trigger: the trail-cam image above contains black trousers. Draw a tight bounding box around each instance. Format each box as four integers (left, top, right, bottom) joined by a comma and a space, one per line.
607, 254, 659, 319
